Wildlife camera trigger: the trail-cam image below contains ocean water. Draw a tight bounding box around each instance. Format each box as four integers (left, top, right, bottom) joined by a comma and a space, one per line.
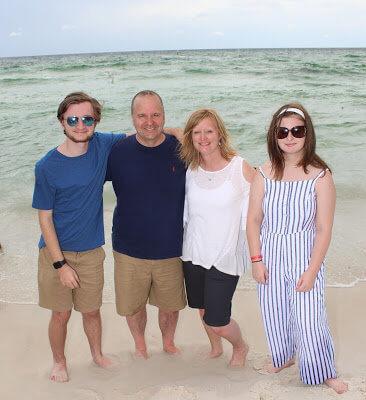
1, 48, 365, 303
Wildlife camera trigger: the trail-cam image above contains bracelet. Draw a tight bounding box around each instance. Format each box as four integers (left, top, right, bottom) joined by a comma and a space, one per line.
250, 254, 262, 262
251, 259, 263, 263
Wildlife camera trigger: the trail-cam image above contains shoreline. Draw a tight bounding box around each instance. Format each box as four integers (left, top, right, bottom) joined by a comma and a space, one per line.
1, 198, 365, 305
0, 199, 366, 304
1, 283, 365, 399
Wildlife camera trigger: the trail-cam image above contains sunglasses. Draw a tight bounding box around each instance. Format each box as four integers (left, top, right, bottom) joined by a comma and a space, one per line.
66, 115, 95, 127
277, 125, 306, 139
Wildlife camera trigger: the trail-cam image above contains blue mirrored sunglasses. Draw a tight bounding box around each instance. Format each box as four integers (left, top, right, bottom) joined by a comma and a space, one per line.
66, 115, 95, 127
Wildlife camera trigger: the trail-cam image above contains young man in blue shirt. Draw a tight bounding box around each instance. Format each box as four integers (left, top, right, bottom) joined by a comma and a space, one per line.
32, 92, 125, 382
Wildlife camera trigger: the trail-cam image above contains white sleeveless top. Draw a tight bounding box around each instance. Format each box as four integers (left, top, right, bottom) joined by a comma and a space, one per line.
181, 156, 251, 276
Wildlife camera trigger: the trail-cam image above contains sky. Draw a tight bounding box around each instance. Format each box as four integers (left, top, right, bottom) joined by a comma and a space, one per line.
1, 0, 366, 57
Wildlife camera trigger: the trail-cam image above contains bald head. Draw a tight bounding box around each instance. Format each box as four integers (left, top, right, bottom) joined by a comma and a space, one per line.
131, 90, 164, 115
131, 90, 165, 147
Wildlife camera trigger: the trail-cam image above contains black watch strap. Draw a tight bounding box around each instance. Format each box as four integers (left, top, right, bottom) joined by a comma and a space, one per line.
53, 259, 66, 269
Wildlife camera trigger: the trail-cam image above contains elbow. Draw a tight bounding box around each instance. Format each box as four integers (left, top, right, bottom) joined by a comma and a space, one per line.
246, 217, 261, 233
315, 225, 332, 243
247, 213, 262, 227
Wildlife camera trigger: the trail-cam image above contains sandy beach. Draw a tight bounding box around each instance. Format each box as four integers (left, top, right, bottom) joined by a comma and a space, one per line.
1, 283, 365, 400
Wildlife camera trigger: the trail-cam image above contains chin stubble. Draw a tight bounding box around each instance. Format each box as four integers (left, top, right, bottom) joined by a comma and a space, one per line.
64, 130, 93, 143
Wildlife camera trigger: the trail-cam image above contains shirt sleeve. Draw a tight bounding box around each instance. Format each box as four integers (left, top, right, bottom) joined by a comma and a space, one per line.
100, 132, 127, 149
110, 133, 127, 147
103, 132, 127, 182
32, 162, 56, 210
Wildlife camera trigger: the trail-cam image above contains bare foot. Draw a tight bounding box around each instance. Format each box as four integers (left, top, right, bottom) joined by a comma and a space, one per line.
163, 342, 181, 355
229, 342, 249, 368
265, 358, 295, 373
134, 348, 149, 359
50, 361, 69, 383
207, 347, 223, 359
93, 354, 116, 368
325, 378, 348, 394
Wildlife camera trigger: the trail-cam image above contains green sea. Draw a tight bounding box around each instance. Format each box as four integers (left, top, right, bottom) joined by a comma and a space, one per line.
1, 48, 365, 303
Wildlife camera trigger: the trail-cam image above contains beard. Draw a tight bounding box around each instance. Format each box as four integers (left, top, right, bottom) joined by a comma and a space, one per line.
63, 129, 94, 143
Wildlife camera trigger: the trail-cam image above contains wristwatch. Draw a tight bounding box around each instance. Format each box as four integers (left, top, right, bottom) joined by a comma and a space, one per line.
53, 259, 67, 269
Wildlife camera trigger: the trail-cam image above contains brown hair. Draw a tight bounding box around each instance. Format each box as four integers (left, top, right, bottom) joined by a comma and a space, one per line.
267, 102, 330, 180
57, 92, 102, 123
180, 109, 236, 169
130, 90, 164, 114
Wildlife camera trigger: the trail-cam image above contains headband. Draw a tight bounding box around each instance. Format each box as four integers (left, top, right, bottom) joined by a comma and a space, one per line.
278, 107, 305, 120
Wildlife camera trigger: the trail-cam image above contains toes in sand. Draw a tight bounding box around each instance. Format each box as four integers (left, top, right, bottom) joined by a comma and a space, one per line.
50, 362, 69, 383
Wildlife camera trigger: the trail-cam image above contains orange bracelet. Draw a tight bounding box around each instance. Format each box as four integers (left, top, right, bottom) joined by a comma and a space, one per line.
250, 255, 262, 262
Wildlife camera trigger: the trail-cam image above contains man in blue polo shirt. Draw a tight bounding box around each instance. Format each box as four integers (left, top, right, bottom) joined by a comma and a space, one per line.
106, 90, 186, 359
32, 92, 126, 382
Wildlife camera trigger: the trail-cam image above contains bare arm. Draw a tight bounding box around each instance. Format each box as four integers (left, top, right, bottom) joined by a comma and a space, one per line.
242, 160, 256, 183
246, 170, 268, 284
38, 210, 80, 289
296, 171, 336, 291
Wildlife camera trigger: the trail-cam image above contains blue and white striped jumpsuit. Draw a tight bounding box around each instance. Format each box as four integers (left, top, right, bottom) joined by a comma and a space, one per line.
258, 167, 337, 385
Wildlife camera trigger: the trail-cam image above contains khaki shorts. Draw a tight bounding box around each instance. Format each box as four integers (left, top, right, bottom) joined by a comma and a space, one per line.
38, 246, 105, 313
113, 251, 186, 316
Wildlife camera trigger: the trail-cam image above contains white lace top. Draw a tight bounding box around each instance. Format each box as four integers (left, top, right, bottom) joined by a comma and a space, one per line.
182, 156, 251, 276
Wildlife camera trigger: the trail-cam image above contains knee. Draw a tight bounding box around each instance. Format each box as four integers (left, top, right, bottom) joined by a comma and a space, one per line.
160, 309, 178, 318
211, 323, 229, 336
166, 310, 178, 316
51, 310, 71, 325
82, 309, 100, 321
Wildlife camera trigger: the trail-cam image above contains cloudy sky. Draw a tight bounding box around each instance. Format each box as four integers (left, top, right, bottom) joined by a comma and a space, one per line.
2, 0, 365, 57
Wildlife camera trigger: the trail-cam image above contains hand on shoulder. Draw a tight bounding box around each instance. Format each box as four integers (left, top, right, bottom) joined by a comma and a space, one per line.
258, 161, 272, 179
164, 127, 183, 142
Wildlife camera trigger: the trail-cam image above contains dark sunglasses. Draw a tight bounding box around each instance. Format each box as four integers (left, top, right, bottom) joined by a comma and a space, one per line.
277, 125, 306, 139
66, 115, 95, 127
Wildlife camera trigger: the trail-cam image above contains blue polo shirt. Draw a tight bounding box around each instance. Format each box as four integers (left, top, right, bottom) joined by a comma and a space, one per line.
106, 134, 186, 259
32, 132, 126, 251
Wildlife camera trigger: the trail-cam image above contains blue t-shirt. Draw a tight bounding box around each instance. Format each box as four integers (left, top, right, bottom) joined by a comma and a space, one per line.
32, 132, 126, 252
106, 134, 186, 259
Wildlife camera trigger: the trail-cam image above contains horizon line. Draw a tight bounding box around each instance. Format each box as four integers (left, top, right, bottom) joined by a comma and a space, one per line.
1, 46, 365, 59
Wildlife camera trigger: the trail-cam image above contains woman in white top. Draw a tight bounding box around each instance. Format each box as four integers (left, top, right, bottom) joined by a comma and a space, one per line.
180, 109, 254, 367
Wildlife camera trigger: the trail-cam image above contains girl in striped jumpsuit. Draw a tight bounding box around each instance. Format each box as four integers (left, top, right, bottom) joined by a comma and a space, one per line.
246, 103, 348, 394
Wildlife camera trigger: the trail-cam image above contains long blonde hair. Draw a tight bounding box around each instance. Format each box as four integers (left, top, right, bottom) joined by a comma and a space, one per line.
179, 109, 236, 169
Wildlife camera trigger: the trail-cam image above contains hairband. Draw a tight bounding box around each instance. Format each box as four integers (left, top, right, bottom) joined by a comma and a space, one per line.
278, 107, 305, 120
